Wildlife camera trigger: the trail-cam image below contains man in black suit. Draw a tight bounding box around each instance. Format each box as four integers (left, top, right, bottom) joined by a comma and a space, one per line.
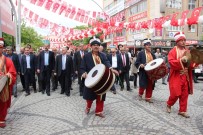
51, 47, 58, 91
55, 47, 73, 96
18, 47, 25, 91
119, 47, 132, 91
80, 37, 118, 118
74, 44, 87, 96
37, 44, 55, 96
21, 46, 36, 96
107, 48, 122, 94
6, 46, 20, 97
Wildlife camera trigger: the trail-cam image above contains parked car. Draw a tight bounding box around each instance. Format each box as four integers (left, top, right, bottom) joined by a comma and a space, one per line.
194, 64, 203, 79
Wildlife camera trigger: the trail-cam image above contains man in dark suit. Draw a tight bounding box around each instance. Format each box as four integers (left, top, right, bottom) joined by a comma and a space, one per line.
107, 48, 122, 94
21, 46, 36, 96
6, 46, 20, 97
74, 44, 87, 96
51, 47, 58, 91
80, 37, 118, 118
55, 47, 73, 96
36, 48, 43, 92
18, 47, 25, 91
135, 39, 156, 103
37, 44, 55, 96
119, 47, 132, 91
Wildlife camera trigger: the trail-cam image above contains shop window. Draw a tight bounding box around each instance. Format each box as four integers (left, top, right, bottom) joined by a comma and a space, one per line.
188, 25, 195, 32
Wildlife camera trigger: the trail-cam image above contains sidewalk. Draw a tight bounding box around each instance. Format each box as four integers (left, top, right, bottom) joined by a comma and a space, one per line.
0, 80, 203, 135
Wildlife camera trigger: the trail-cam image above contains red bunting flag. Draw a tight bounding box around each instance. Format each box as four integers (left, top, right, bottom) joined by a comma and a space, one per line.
170, 13, 179, 26
179, 10, 189, 26
30, 0, 37, 5
69, 6, 76, 19
65, 4, 72, 17
52, 2, 60, 13
36, 0, 46, 7
45, 0, 54, 10
59, 2, 67, 15
187, 7, 203, 25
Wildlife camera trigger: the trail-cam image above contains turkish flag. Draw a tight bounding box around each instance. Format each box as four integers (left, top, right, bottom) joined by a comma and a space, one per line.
45, 0, 53, 10
36, 0, 46, 7
88, 18, 93, 26
23, 7, 29, 17
170, 13, 179, 26
59, 2, 67, 15
187, 7, 203, 25
74, 8, 82, 21
180, 10, 189, 26
30, 0, 37, 5
83, 16, 89, 23
65, 4, 72, 17
29, 11, 34, 18
69, 6, 76, 19
92, 11, 96, 18
52, 2, 60, 13
34, 14, 39, 22
79, 9, 86, 23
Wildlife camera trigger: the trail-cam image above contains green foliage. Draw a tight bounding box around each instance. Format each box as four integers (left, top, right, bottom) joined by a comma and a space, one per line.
2, 32, 13, 46
21, 21, 43, 50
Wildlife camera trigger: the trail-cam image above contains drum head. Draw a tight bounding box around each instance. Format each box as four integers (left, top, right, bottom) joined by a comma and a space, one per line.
144, 58, 164, 71
85, 64, 106, 88
0, 76, 8, 93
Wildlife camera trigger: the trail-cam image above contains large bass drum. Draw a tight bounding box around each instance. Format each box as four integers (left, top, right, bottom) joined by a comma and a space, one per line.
144, 58, 168, 81
85, 64, 115, 95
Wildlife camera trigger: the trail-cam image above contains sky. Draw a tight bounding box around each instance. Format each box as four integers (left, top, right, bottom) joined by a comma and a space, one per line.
20, 0, 103, 36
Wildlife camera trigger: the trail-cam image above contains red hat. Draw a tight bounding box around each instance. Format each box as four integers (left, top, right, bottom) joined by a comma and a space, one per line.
174, 32, 186, 42
0, 38, 4, 48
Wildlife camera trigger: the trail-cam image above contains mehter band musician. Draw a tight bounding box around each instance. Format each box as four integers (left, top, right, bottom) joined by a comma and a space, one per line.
0, 38, 17, 128
166, 32, 198, 118
80, 36, 118, 118
135, 39, 156, 103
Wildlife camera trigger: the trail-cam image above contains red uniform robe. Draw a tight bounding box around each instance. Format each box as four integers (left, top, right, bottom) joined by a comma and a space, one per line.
0, 57, 16, 121
168, 46, 197, 97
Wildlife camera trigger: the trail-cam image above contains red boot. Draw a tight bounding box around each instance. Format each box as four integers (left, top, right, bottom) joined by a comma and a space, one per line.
0, 121, 6, 128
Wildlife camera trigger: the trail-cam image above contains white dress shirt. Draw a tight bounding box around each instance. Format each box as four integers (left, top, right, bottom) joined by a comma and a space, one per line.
44, 51, 49, 66
112, 55, 117, 68
26, 55, 31, 68
62, 55, 66, 70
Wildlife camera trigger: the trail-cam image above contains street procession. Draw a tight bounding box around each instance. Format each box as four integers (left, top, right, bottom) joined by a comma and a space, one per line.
0, 0, 203, 134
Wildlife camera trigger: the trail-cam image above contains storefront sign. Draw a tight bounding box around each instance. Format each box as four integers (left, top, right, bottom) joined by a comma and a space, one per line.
114, 36, 125, 42
128, 11, 147, 22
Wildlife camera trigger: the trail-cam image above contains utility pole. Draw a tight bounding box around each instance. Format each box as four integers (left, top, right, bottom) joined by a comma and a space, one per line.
9, 0, 19, 52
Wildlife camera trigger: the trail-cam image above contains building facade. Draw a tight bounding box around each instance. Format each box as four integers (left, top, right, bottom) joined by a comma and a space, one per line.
103, 0, 203, 48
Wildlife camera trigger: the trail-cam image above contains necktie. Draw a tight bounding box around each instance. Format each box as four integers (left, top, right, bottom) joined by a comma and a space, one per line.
122, 54, 126, 66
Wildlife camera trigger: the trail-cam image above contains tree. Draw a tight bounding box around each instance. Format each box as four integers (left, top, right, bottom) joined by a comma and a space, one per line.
21, 21, 43, 50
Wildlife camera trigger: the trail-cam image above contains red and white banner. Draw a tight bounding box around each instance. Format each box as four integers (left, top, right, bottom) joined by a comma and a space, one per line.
0, 0, 15, 36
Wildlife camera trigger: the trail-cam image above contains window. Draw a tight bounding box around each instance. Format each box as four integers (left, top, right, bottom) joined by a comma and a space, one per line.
188, 0, 195, 10
166, 26, 181, 31
128, 0, 147, 16
188, 25, 195, 32
166, 0, 182, 9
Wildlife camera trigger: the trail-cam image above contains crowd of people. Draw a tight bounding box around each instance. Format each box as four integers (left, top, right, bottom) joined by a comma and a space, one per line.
0, 31, 200, 128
